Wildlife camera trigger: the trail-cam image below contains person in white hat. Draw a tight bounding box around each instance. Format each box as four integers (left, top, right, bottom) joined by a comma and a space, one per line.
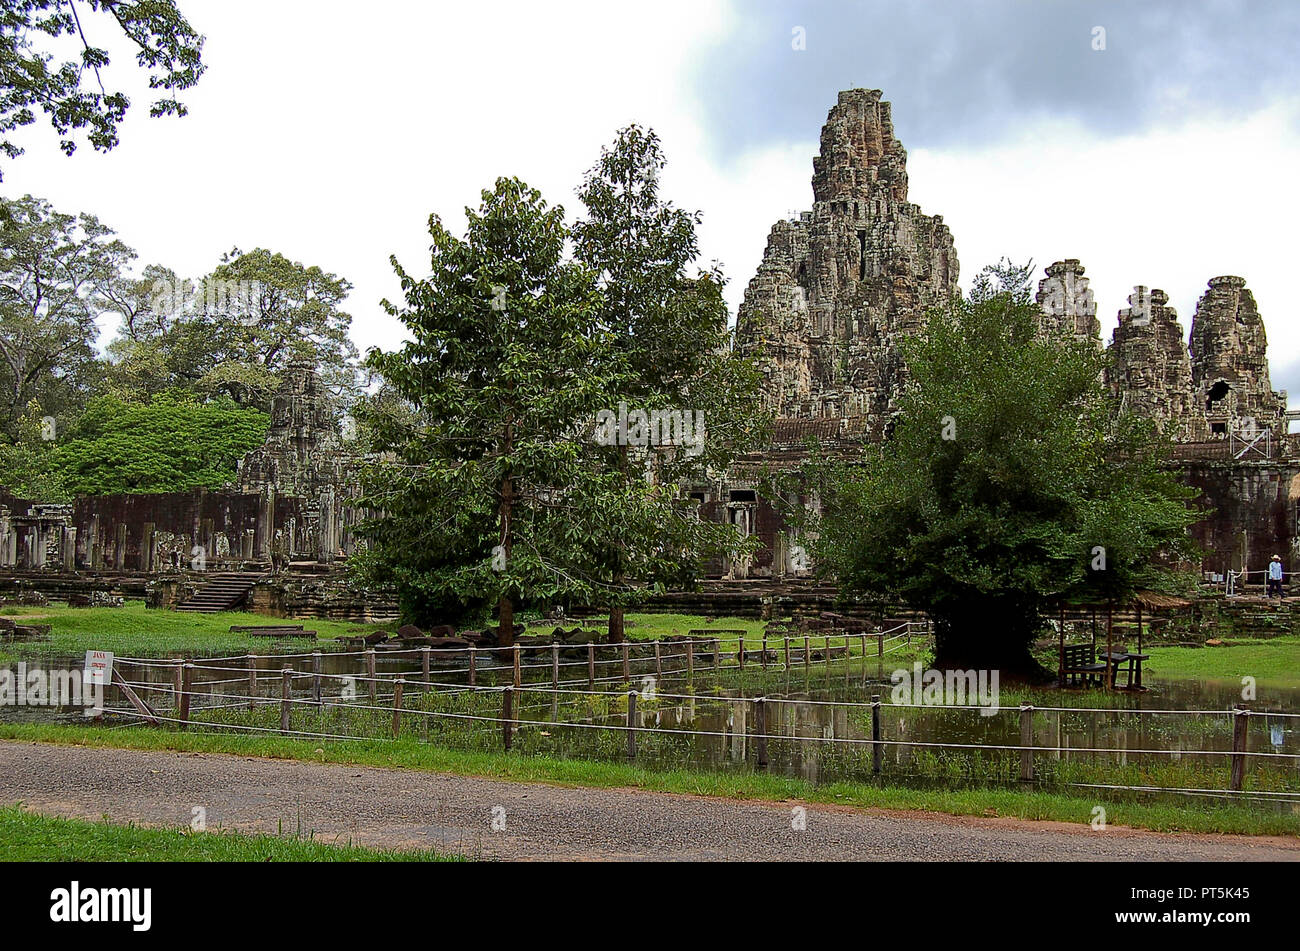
1267, 555, 1284, 599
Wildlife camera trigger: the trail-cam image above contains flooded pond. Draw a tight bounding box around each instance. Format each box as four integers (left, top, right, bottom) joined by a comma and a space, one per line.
5, 648, 1298, 810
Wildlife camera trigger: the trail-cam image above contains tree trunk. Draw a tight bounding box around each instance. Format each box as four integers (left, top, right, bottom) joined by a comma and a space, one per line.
930, 605, 1053, 683
497, 594, 515, 650
496, 424, 514, 648
607, 442, 629, 644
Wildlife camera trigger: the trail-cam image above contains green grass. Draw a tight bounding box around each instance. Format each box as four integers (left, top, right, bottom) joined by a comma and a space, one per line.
0, 602, 390, 663
615, 612, 773, 640
2, 724, 1296, 838
9, 603, 1296, 692
1143, 636, 1300, 689
0, 804, 460, 861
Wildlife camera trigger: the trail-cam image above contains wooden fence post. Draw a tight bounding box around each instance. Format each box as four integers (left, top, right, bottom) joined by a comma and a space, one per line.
178, 663, 192, 729
626, 690, 638, 760
247, 654, 257, 711
392, 678, 404, 738
803, 635, 811, 676
783, 636, 790, 673
755, 697, 768, 768
365, 649, 376, 702
468, 645, 476, 687
513, 644, 521, 690
877, 631, 884, 660
739, 634, 745, 669
654, 640, 662, 680
279, 667, 292, 734
871, 694, 882, 774
172, 660, 183, 715
312, 651, 322, 706
421, 647, 431, 685
1019, 704, 1034, 782
761, 633, 768, 670
1230, 705, 1250, 792
587, 643, 595, 690
501, 687, 513, 751
686, 639, 694, 682
551, 643, 560, 691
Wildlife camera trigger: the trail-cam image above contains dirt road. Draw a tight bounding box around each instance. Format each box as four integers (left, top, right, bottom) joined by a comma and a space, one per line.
1, 741, 1296, 861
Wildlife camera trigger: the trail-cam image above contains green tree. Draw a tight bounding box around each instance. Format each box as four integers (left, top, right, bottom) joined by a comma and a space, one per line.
0, 1, 205, 178
52, 393, 267, 495
0, 398, 68, 498
573, 125, 766, 641
0, 193, 129, 438
106, 248, 358, 411
357, 178, 609, 646
803, 261, 1199, 676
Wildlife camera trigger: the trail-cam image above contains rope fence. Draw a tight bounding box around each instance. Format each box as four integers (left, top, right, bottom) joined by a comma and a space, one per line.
84, 618, 1300, 806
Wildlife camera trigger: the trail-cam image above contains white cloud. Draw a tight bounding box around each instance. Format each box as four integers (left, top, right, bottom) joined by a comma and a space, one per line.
9, 0, 1297, 410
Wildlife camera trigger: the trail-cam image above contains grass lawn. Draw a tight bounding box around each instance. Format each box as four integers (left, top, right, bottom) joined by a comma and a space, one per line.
2, 724, 1296, 838
0, 601, 391, 663
0, 804, 460, 861
1143, 636, 1300, 689
0, 603, 823, 665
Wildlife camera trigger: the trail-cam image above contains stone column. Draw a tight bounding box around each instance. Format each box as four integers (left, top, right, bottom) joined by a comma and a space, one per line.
141, 522, 155, 572
33, 525, 47, 568
256, 488, 274, 562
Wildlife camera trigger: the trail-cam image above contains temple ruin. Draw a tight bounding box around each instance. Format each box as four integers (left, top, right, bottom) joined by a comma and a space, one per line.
2, 87, 1297, 616
726, 88, 1299, 584
734, 88, 958, 437
0, 362, 384, 617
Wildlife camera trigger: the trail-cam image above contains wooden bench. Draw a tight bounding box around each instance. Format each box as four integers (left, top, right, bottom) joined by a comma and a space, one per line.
1061, 644, 1107, 687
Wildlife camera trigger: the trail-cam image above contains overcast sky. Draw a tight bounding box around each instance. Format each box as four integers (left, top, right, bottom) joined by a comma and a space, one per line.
9, 0, 1299, 405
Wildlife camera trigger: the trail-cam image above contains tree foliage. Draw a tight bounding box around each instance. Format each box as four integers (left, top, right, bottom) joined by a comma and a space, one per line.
0, 398, 67, 498
106, 247, 358, 412
357, 178, 610, 642
801, 261, 1200, 674
0, 193, 129, 438
0, 0, 205, 178
52, 393, 267, 495
572, 124, 766, 640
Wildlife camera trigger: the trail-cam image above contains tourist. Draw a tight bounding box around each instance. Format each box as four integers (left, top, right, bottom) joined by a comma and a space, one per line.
1267, 555, 1284, 598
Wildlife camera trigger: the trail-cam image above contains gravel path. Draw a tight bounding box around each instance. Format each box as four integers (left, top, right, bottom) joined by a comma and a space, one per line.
1, 741, 1296, 861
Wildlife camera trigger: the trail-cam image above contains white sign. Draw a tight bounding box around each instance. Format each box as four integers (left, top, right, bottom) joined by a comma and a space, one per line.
83, 650, 114, 687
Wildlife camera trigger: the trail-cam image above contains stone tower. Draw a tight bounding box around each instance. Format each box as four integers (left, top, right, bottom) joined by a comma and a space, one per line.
1189, 276, 1288, 438
734, 89, 959, 437
1107, 286, 1206, 440
237, 360, 343, 497
1035, 259, 1100, 345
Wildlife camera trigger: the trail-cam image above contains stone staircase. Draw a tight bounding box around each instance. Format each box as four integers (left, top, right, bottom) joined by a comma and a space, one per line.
174, 572, 264, 614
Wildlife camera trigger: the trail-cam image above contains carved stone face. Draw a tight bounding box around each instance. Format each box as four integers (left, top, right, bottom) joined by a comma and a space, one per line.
1128, 367, 1150, 388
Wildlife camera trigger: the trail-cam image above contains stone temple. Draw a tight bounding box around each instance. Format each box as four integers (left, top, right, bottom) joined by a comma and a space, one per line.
735, 89, 958, 438
1, 88, 1298, 615
722, 89, 1299, 582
